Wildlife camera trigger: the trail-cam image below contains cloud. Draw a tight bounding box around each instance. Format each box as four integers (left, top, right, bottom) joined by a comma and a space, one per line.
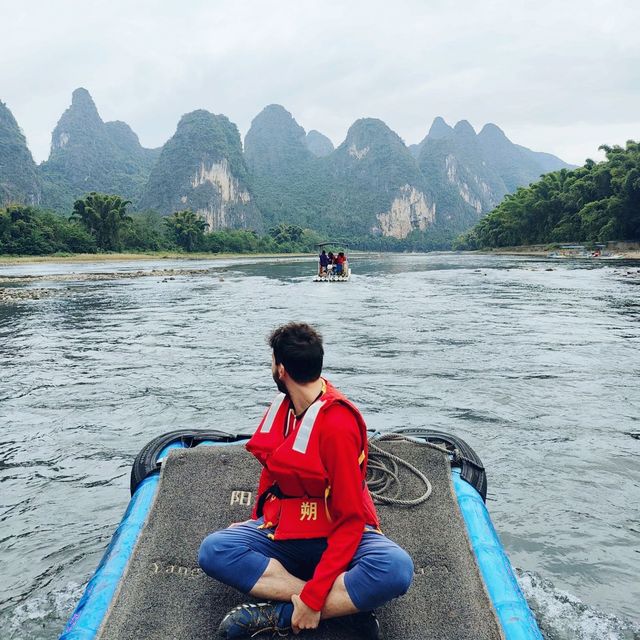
1, 0, 639, 164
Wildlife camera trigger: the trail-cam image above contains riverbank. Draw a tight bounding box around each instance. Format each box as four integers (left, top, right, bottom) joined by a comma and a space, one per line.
0, 251, 310, 265
0, 253, 315, 303
480, 246, 640, 259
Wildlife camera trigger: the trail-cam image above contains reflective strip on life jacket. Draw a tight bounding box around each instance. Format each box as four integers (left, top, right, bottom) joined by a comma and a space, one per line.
292, 399, 325, 454
260, 393, 287, 434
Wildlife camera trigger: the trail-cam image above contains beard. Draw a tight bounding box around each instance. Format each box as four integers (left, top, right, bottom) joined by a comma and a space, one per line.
273, 370, 288, 395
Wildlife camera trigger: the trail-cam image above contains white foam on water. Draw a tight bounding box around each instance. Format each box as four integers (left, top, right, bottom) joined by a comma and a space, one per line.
517, 569, 640, 640
5, 582, 82, 640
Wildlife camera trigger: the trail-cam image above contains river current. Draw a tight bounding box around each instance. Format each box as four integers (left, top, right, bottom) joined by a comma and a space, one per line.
1, 253, 639, 639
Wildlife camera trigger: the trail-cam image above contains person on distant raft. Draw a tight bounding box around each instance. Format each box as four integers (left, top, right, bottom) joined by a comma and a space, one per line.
327, 251, 335, 273
319, 250, 329, 276
335, 251, 346, 276
199, 323, 413, 639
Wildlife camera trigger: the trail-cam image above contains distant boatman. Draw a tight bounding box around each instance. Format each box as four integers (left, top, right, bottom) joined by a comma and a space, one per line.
319, 250, 329, 276
199, 322, 413, 638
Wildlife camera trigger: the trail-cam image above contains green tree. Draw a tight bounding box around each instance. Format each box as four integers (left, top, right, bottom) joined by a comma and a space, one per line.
164, 209, 208, 251
121, 210, 172, 251
268, 223, 304, 245
70, 192, 132, 251
0, 205, 96, 255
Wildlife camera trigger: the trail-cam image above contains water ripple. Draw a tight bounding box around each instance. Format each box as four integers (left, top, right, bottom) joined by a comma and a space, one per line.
1, 253, 639, 637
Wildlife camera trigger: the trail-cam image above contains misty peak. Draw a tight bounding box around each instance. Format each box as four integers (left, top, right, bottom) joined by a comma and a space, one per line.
427, 116, 453, 140
306, 129, 334, 157
263, 103, 290, 114
177, 109, 214, 127
70, 87, 99, 115
454, 120, 476, 136
254, 104, 298, 125
248, 105, 306, 141
478, 123, 508, 141
345, 118, 397, 143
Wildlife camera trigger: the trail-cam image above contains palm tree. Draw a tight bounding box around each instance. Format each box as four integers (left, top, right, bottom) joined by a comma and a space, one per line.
164, 210, 209, 251
71, 193, 132, 251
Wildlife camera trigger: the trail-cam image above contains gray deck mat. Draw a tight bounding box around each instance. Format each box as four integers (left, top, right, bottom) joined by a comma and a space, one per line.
98, 442, 503, 640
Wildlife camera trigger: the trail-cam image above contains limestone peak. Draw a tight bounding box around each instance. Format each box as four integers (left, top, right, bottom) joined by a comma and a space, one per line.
453, 120, 476, 137
478, 123, 508, 142
427, 116, 454, 140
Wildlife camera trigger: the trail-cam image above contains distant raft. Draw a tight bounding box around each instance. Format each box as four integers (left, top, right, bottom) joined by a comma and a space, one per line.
314, 241, 352, 282
60, 428, 543, 640
313, 267, 351, 282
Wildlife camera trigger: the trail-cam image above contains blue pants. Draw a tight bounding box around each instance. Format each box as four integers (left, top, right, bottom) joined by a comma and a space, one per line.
198, 519, 413, 611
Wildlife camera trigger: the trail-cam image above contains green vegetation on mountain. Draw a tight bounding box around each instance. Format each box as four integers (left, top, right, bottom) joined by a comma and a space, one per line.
413, 118, 574, 239
139, 109, 261, 231
328, 118, 434, 235
477, 123, 569, 192
455, 141, 640, 248
39, 88, 158, 212
245, 108, 573, 244
245, 107, 437, 239
244, 105, 328, 230
1, 90, 578, 253
0, 101, 41, 206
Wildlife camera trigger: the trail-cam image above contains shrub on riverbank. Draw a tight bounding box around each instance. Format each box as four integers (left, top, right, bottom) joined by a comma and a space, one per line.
0, 205, 97, 254
0, 204, 322, 256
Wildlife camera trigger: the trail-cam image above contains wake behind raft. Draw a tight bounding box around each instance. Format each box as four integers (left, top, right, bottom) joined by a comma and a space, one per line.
60, 429, 543, 640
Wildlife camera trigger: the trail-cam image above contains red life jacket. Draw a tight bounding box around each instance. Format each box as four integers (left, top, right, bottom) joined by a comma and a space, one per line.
246, 379, 379, 540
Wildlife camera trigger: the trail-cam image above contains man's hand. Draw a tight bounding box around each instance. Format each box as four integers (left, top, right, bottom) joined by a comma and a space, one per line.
291, 594, 321, 634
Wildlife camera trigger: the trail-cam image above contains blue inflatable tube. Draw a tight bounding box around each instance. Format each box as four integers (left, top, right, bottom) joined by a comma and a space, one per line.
60, 438, 543, 639
452, 470, 543, 640
59, 442, 185, 640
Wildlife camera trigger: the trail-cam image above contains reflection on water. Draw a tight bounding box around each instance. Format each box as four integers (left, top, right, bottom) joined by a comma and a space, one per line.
1, 253, 639, 639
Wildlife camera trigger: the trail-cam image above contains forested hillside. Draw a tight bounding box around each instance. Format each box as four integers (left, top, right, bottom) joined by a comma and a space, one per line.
39, 89, 158, 212
139, 109, 261, 231
456, 141, 640, 248
0, 89, 576, 249
0, 101, 41, 205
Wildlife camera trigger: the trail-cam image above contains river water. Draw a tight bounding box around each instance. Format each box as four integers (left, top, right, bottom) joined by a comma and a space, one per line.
1, 253, 639, 640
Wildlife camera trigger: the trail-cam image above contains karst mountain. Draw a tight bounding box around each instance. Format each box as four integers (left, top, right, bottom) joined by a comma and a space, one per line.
0, 89, 573, 240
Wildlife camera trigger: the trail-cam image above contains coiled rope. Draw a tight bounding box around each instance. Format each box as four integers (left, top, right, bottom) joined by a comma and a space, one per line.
366, 434, 452, 507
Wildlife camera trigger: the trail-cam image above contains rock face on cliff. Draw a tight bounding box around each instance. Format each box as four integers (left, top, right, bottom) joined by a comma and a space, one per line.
0, 100, 41, 206
39, 88, 159, 212
417, 119, 505, 231
139, 110, 261, 231
245, 108, 436, 238
416, 117, 573, 233
328, 118, 435, 237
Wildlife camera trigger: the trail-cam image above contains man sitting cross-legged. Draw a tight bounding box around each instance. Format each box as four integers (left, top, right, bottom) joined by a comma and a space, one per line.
199, 322, 413, 638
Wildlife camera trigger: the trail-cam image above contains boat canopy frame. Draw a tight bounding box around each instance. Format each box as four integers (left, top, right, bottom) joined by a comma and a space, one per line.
315, 240, 350, 250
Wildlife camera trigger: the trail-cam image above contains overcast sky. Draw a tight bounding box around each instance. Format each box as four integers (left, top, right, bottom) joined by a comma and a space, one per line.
2, 0, 639, 165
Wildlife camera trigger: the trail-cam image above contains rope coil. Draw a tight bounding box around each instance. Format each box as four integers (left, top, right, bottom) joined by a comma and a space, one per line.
366, 434, 452, 507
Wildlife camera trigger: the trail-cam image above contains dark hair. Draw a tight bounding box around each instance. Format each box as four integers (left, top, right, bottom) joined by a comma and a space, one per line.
269, 322, 324, 383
